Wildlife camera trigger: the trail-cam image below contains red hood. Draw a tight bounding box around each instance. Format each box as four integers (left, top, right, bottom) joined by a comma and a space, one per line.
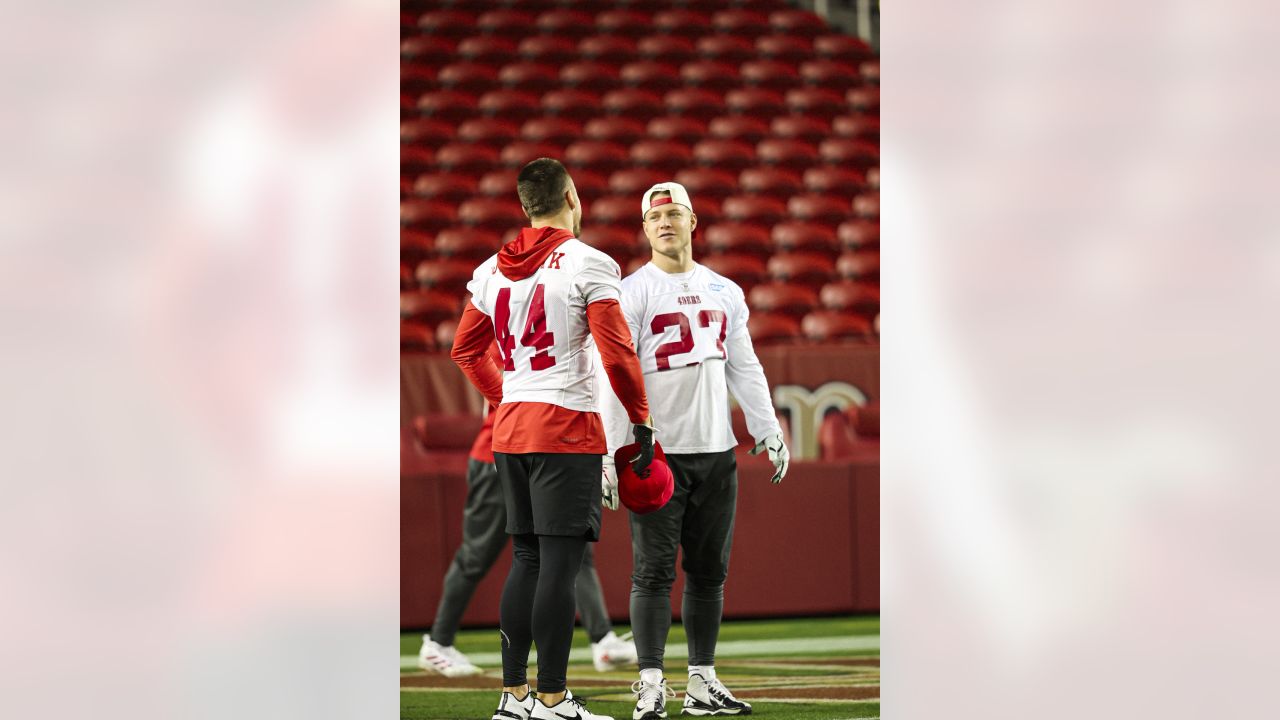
498, 226, 575, 281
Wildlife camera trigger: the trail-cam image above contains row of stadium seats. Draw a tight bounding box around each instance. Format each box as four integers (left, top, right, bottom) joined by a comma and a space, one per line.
407, 7, 858, 42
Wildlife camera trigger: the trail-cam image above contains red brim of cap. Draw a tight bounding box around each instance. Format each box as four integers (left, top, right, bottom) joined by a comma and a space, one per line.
613, 441, 674, 515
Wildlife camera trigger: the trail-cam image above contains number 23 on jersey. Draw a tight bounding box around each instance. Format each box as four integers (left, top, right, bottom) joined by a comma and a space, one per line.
650, 309, 727, 371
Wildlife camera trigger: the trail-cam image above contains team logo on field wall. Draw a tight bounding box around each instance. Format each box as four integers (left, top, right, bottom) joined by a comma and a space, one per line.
771, 382, 868, 460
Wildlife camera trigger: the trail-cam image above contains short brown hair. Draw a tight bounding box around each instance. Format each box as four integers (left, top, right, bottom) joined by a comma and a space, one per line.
517, 158, 570, 219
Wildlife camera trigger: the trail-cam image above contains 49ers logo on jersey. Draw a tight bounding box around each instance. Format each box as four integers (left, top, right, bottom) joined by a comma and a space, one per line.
677, 295, 701, 305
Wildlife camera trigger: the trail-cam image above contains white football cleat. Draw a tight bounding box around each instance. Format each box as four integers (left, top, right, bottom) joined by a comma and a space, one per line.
531, 689, 614, 720
681, 674, 751, 716
592, 631, 639, 672
490, 690, 536, 720
631, 677, 676, 720
417, 634, 483, 677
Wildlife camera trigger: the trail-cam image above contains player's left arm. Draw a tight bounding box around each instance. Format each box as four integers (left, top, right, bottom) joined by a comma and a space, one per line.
723, 289, 789, 483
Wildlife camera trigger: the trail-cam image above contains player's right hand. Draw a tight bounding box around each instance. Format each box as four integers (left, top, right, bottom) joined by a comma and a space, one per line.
630, 420, 656, 477
601, 457, 619, 511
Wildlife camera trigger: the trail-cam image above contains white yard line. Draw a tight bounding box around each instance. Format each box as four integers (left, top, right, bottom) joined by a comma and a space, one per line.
401, 634, 880, 670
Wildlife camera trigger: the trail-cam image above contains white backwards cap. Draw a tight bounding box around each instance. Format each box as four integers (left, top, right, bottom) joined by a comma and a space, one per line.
641, 182, 694, 217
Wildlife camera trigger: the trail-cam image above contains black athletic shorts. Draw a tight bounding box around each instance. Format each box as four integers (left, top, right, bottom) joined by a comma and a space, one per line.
494, 452, 603, 541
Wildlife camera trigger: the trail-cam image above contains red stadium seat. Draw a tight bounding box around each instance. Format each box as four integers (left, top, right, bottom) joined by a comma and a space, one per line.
756, 138, 820, 168
402, 289, 460, 325
596, 9, 649, 36
846, 86, 880, 112
755, 34, 812, 63
680, 60, 741, 91
402, 62, 438, 93
579, 226, 641, 260
476, 9, 534, 37
401, 198, 458, 232
542, 89, 603, 121
819, 137, 880, 165
413, 172, 478, 202
804, 166, 867, 195
837, 219, 880, 250
675, 167, 741, 200
584, 116, 648, 144
500, 141, 563, 168
638, 36, 696, 64
603, 88, 666, 122
768, 9, 828, 37
773, 222, 839, 255
799, 60, 862, 90
653, 9, 711, 38
402, 36, 455, 65
693, 139, 757, 170
401, 320, 436, 352
590, 195, 638, 225
536, 9, 595, 38
561, 61, 623, 92
712, 9, 771, 38
853, 192, 880, 218
401, 118, 455, 146
569, 169, 609, 201
819, 281, 880, 314
696, 35, 756, 63
647, 115, 709, 144
456, 117, 520, 144
477, 169, 519, 196
850, 400, 880, 438
817, 410, 857, 460
813, 34, 875, 62
738, 166, 803, 196
832, 113, 880, 140
708, 115, 772, 143
748, 283, 818, 318
518, 36, 577, 65
417, 257, 478, 294
456, 35, 518, 64
630, 139, 693, 174
860, 60, 880, 84
609, 168, 670, 196
578, 35, 638, 63
867, 167, 879, 190
836, 250, 881, 281
724, 87, 786, 118
457, 198, 527, 232
700, 254, 768, 291
789, 194, 851, 224
802, 311, 873, 343
437, 62, 500, 93
621, 60, 680, 86
746, 313, 802, 346
417, 90, 478, 122
477, 89, 540, 116
434, 228, 503, 261
664, 88, 726, 120
418, 10, 475, 38
401, 145, 435, 174
521, 116, 583, 145
767, 253, 836, 288
498, 62, 560, 93
771, 115, 830, 142
740, 60, 800, 90
564, 140, 630, 173
402, 229, 434, 264
785, 87, 846, 118
687, 196, 723, 225
703, 223, 772, 259
723, 194, 787, 224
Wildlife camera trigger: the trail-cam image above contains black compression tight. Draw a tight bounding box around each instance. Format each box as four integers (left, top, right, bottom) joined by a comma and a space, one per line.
499, 533, 588, 693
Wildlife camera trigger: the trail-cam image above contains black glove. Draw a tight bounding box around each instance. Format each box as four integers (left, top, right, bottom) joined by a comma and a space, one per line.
630, 422, 656, 478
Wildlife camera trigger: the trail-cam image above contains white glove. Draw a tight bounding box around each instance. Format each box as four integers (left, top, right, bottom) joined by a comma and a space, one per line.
601, 457, 620, 510
749, 433, 790, 484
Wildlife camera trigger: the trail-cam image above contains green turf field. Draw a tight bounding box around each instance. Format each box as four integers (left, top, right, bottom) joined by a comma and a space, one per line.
401, 615, 879, 720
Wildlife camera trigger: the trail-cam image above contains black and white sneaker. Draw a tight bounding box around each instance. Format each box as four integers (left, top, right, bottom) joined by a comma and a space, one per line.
530, 689, 615, 720
631, 677, 676, 719
491, 691, 535, 720
681, 674, 752, 716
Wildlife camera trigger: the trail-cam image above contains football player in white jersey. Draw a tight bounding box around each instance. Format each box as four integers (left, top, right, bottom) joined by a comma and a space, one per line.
599, 182, 791, 719
451, 158, 656, 720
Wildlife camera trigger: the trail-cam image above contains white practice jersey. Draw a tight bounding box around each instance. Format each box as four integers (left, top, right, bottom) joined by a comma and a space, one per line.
467, 239, 622, 413
599, 261, 781, 455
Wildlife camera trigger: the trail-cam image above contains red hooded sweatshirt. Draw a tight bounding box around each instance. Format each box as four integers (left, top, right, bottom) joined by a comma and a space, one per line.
451, 226, 649, 454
